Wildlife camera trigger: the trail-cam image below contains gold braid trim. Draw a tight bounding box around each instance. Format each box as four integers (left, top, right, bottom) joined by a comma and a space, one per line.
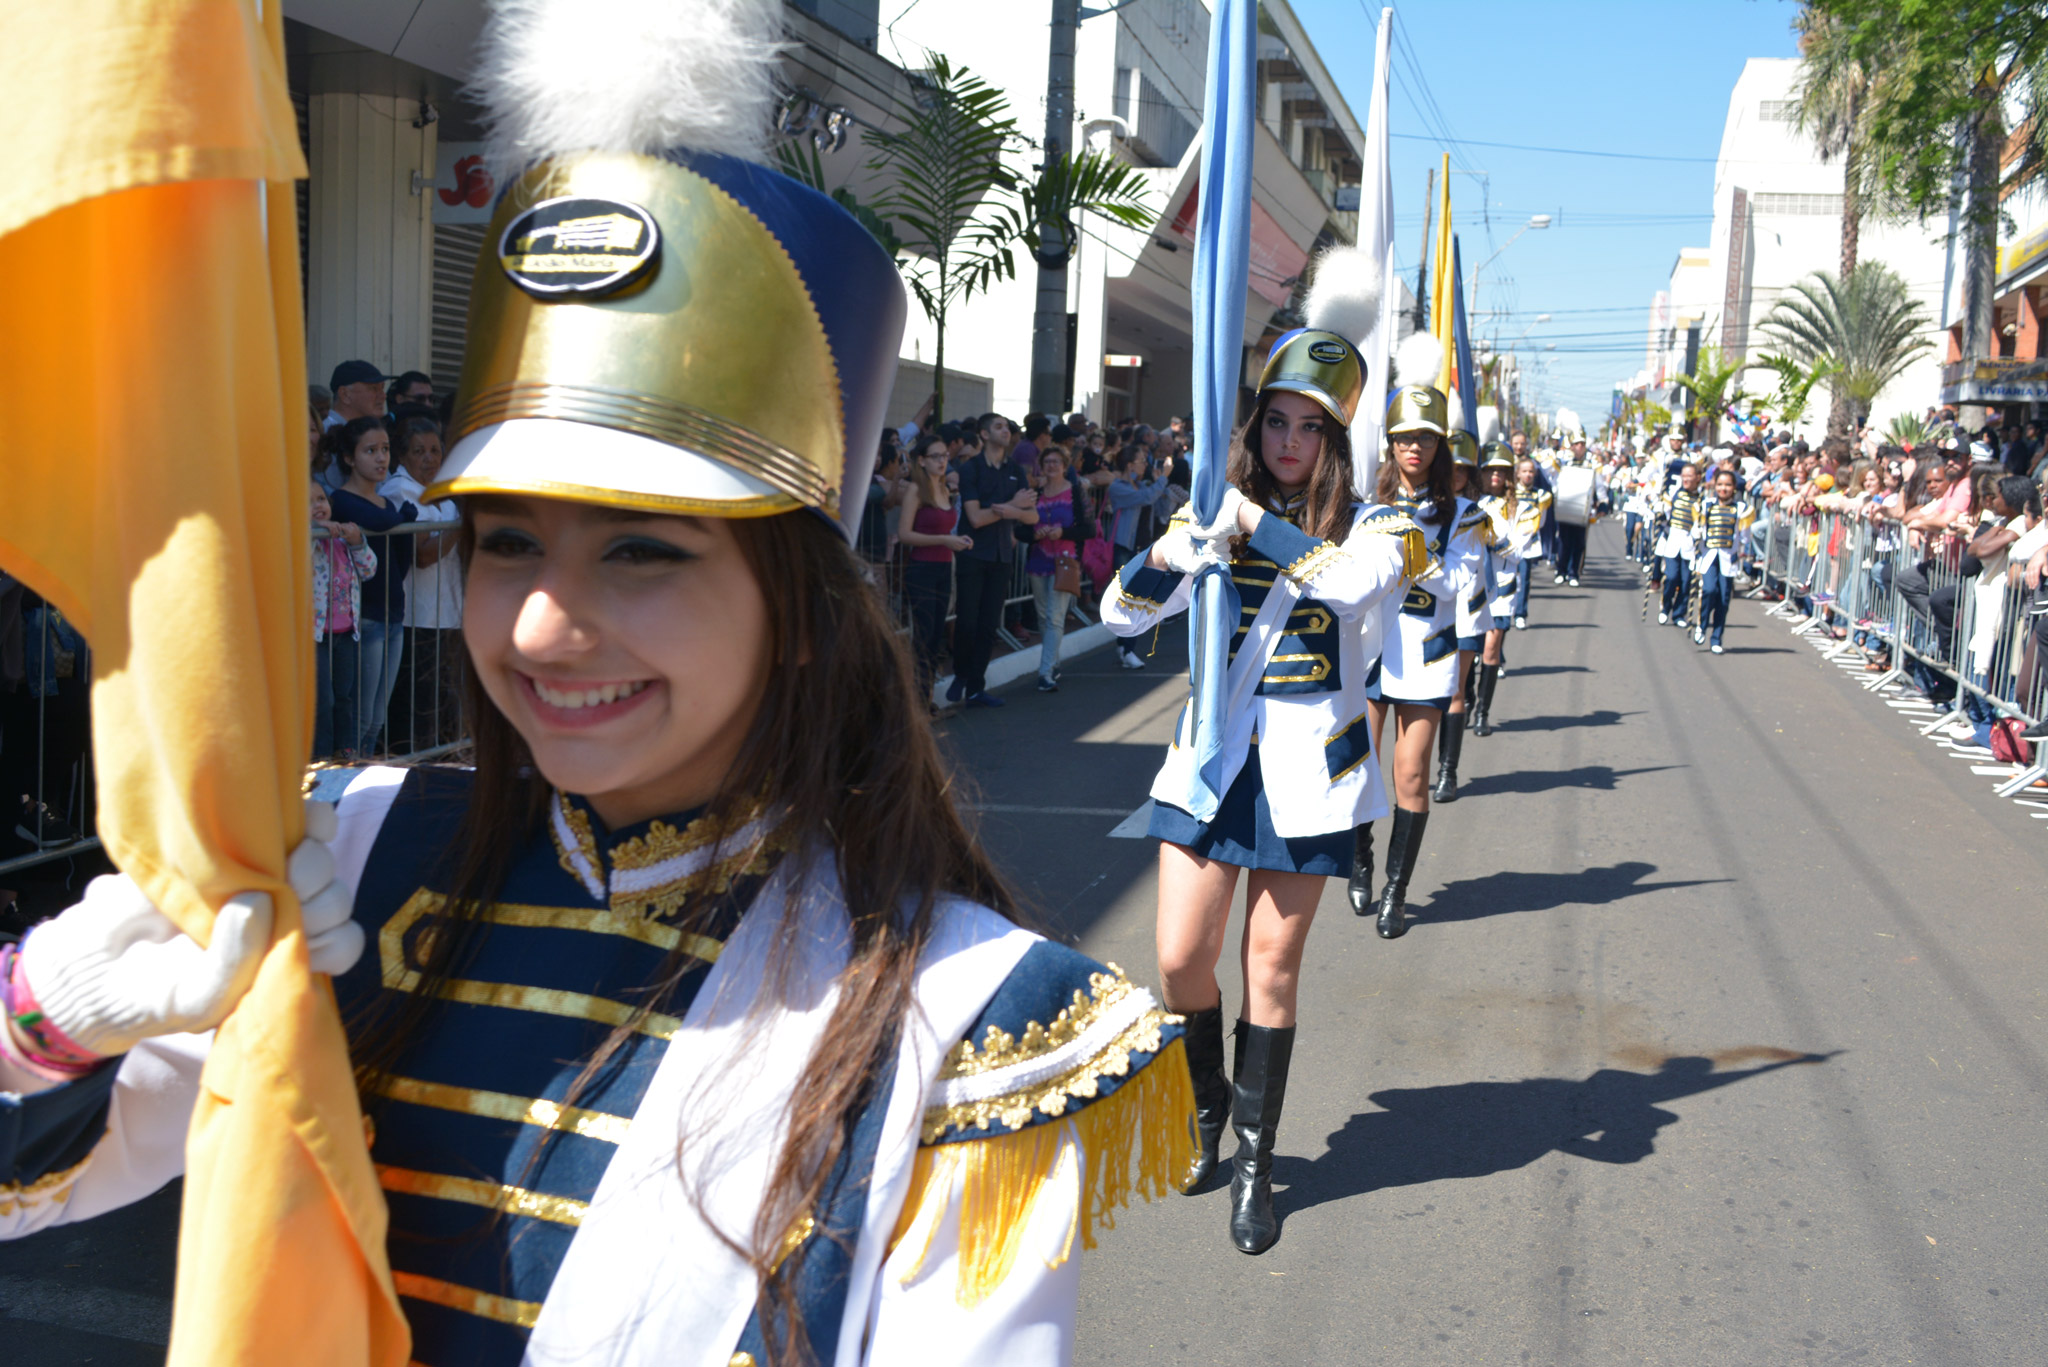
922, 1006, 1176, 1140
0, 1154, 89, 1216
1278, 540, 1343, 584
887, 1035, 1196, 1307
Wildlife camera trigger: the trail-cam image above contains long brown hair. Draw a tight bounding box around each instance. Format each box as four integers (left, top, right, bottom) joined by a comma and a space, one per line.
909, 437, 950, 509
349, 505, 1018, 1364
1224, 390, 1357, 544
1374, 426, 1457, 523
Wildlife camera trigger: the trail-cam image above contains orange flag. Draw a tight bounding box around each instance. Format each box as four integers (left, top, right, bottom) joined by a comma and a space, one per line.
0, 2, 405, 1362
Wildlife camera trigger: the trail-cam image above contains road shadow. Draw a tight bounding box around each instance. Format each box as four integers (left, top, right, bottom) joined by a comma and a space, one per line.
1490, 664, 1590, 678
1273, 1051, 1837, 1217
1454, 763, 1678, 798
1714, 645, 1797, 656
1522, 621, 1591, 630
1412, 860, 1729, 924
1488, 708, 1640, 735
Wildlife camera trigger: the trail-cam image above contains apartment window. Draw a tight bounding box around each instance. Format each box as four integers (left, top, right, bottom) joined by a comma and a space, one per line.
1758, 99, 1797, 121
1751, 192, 1844, 216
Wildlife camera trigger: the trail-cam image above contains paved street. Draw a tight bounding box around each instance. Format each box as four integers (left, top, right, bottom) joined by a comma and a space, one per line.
8, 523, 2048, 1364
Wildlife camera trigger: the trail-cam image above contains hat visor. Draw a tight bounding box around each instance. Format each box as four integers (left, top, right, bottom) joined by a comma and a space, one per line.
1259, 378, 1351, 428
1386, 418, 1447, 437
425, 418, 801, 517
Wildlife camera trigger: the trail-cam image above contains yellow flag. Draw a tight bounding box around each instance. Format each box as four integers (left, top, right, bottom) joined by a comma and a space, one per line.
1429, 152, 1455, 395
0, 3, 406, 1363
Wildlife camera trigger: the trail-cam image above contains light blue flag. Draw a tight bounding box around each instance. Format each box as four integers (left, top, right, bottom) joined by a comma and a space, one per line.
1178, 0, 1255, 823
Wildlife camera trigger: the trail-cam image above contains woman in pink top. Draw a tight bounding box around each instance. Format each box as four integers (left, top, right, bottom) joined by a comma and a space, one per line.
310, 484, 378, 758
896, 437, 972, 703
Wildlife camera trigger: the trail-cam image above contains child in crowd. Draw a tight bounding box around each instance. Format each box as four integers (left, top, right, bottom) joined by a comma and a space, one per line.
310, 484, 376, 760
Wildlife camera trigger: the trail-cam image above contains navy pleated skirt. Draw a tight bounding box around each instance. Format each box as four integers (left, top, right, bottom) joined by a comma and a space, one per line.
1147, 746, 1352, 876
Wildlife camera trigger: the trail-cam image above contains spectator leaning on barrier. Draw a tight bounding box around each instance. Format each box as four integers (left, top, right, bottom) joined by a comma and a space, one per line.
309, 483, 376, 760
387, 370, 434, 410
1026, 444, 1092, 694
323, 416, 416, 756
380, 415, 464, 753
949, 413, 1038, 709
324, 359, 387, 430
1104, 441, 1177, 670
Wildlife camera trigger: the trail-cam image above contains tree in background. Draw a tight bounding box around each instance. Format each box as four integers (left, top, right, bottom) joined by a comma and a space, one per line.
1752, 352, 1841, 431
1671, 346, 1755, 444
1797, 0, 2048, 427
1886, 410, 1932, 449
786, 55, 1150, 426
1759, 265, 1933, 430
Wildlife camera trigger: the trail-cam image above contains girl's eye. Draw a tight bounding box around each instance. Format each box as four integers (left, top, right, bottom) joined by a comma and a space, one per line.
605, 536, 692, 566
476, 526, 541, 558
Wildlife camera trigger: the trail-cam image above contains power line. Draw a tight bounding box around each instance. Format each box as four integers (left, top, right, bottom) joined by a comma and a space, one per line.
1389, 131, 1719, 164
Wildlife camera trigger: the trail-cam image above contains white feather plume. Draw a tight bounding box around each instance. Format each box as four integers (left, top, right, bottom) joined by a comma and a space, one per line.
1477, 407, 1502, 445
1302, 247, 1385, 350
1555, 406, 1583, 438
1446, 388, 1466, 434
473, 0, 786, 175
1391, 329, 1445, 387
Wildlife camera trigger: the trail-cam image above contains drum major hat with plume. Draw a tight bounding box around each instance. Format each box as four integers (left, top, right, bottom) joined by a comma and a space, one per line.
424, 0, 907, 537
1254, 245, 1385, 426
1384, 330, 1449, 437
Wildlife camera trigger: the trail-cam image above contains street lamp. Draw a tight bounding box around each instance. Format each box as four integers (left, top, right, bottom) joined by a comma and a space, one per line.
1469, 215, 1551, 319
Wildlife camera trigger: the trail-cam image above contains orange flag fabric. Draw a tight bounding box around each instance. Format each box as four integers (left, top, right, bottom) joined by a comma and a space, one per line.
0, 2, 406, 1363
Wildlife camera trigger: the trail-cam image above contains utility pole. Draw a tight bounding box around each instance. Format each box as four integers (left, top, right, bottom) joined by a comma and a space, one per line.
1412, 164, 1435, 335
1028, 0, 1081, 418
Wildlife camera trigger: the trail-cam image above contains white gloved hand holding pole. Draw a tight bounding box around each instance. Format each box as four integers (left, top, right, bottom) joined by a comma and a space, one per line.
13, 800, 362, 1060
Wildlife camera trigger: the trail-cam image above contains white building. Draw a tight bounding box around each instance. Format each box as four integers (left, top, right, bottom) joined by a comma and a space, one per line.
1627, 57, 1948, 440
877, 0, 1367, 426
277, 0, 1367, 439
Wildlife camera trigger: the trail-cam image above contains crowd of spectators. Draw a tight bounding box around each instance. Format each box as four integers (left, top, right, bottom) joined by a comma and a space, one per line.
857, 402, 1191, 710
1600, 408, 2048, 754
309, 360, 464, 762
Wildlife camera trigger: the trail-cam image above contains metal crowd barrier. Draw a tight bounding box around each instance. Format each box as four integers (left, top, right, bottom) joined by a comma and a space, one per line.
1782, 509, 2046, 797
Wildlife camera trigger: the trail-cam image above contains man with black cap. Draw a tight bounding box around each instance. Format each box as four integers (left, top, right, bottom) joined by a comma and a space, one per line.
324, 359, 388, 429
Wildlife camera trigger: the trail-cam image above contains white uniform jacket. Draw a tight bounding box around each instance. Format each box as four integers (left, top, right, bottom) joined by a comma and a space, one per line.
1655, 486, 1705, 560
0, 769, 1192, 1367
1453, 499, 1499, 641
1508, 486, 1551, 565
1376, 496, 1487, 704
1099, 497, 1425, 838
1477, 492, 1522, 618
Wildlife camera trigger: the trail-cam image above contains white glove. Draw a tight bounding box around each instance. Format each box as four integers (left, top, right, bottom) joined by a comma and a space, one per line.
1156, 524, 1208, 575
1190, 487, 1249, 547
19, 800, 363, 1058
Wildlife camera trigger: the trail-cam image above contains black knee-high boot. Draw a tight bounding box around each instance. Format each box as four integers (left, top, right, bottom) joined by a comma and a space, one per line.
1375, 807, 1429, 939
1228, 1021, 1296, 1254
1179, 1005, 1230, 1192
1471, 662, 1499, 736
1346, 823, 1375, 914
1431, 713, 1465, 803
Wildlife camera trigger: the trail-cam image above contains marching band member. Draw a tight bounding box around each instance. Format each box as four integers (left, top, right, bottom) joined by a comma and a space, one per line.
1347, 332, 1487, 940
0, 6, 1195, 1362
1622, 450, 1657, 564
1552, 422, 1591, 586
1507, 455, 1552, 631
1431, 412, 1492, 802
1657, 462, 1706, 627
1692, 467, 1748, 653
1471, 443, 1521, 736
1102, 246, 1423, 1254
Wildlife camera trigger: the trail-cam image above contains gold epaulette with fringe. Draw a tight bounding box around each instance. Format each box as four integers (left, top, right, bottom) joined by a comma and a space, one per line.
1356, 508, 1430, 582
886, 965, 1195, 1308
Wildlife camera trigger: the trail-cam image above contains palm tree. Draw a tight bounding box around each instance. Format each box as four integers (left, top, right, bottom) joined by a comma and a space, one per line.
1885, 411, 1931, 449
856, 56, 1152, 424
860, 57, 1021, 425
1751, 352, 1840, 431
1792, 10, 1876, 439
1758, 265, 1933, 432
1671, 345, 1754, 444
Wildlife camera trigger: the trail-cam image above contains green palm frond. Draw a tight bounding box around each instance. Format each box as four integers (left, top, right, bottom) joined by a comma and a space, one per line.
1759, 265, 1933, 424
1751, 352, 1840, 428
1886, 411, 1931, 447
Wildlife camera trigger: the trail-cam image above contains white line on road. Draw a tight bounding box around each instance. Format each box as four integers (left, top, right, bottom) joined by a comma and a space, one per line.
0, 1274, 171, 1345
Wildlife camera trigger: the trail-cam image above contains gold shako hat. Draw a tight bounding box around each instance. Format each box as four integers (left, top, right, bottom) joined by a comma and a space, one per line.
1255, 245, 1386, 425
1385, 329, 1449, 437
1446, 389, 1478, 466
425, 0, 905, 535
1480, 441, 1516, 472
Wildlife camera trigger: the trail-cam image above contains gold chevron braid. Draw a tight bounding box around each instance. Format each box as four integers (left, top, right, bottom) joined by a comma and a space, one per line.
368, 1073, 633, 1146
921, 1006, 1174, 1142
377, 1165, 589, 1227
392, 1272, 542, 1330
0, 1155, 87, 1217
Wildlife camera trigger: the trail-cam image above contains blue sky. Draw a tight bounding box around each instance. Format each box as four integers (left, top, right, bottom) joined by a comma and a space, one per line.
1292, 0, 1803, 421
